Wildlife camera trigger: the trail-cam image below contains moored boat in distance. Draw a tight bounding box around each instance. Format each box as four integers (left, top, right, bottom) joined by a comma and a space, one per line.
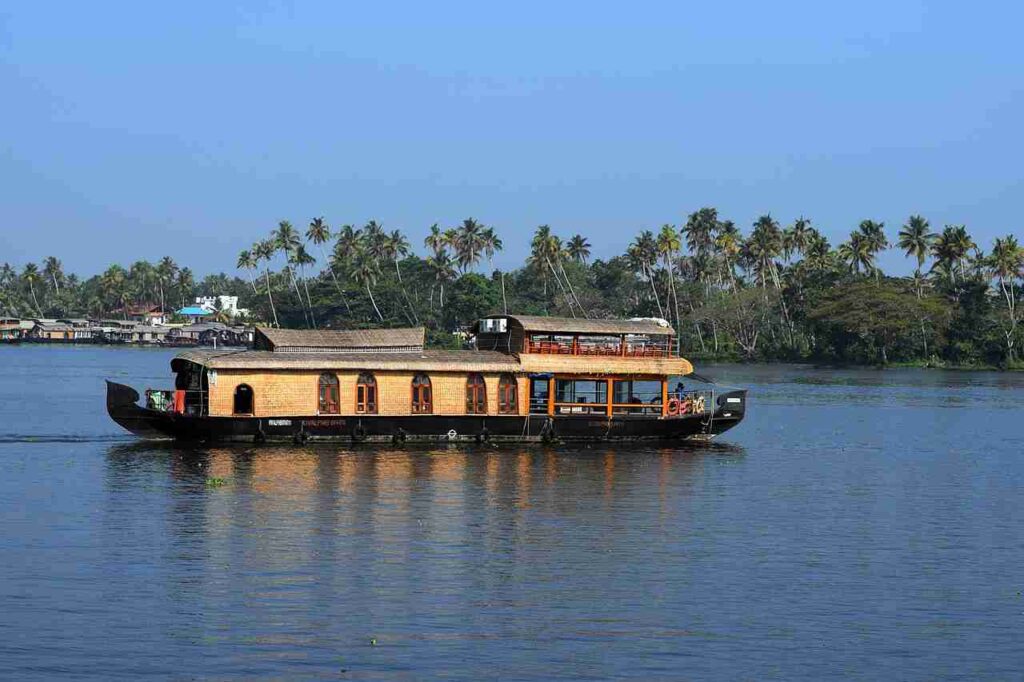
106, 315, 747, 443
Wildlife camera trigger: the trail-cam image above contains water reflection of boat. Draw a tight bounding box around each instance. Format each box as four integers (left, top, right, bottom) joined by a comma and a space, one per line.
106, 315, 746, 444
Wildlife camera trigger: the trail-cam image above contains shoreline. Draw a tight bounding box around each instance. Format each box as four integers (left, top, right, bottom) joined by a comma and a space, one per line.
5, 342, 1021, 372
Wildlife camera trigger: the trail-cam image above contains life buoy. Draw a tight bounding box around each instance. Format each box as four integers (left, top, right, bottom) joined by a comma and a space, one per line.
680, 398, 692, 415
693, 396, 706, 414
666, 398, 681, 416
446, 429, 458, 440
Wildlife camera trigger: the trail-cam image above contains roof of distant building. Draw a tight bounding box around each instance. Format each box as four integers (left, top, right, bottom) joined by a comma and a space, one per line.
178, 306, 212, 316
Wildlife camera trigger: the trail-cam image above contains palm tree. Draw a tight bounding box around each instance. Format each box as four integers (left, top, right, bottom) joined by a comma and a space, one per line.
384, 229, 417, 324
898, 215, 935, 297
989, 235, 1024, 360
683, 208, 717, 258
656, 224, 684, 349
42, 256, 63, 297
424, 223, 446, 258
931, 224, 976, 286
713, 220, 742, 290
530, 225, 580, 315
350, 244, 383, 322
174, 267, 195, 311
426, 249, 457, 311
783, 217, 813, 262
453, 218, 485, 273
274, 220, 309, 325
252, 239, 279, 327
566, 234, 591, 264
744, 215, 784, 288
627, 230, 664, 317
306, 216, 351, 314
481, 226, 503, 270
857, 220, 888, 281
802, 230, 834, 271
293, 244, 317, 328
22, 263, 44, 315
156, 256, 178, 314
838, 232, 875, 275
99, 265, 128, 317
236, 250, 259, 294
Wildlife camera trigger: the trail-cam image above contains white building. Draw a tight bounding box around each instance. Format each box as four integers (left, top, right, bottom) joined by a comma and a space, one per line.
195, 296, 249, 319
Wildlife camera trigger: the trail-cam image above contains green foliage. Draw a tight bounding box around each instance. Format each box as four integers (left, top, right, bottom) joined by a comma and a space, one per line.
2, 214, 1020, 369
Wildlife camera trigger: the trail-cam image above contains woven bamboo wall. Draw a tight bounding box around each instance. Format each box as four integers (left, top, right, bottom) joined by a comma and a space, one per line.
208, 369, 529, 418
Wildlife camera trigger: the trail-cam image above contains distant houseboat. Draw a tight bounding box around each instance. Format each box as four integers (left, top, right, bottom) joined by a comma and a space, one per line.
106, 315, 747, 443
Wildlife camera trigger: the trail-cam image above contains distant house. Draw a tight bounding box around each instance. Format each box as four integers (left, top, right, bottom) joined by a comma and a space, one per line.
115, 304, 167, 325
128, 325, 170, 345
0, 318, 21, 341
194, 295, 249, 319
177, 306, 213, 324
28, 322, 75, 341
167, 322, 253, 347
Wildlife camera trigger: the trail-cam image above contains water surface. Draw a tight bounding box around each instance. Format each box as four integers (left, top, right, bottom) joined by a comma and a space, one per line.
1, 345, 1022, 679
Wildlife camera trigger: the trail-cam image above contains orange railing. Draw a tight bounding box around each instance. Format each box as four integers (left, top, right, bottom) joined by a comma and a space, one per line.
526, 339, 671, 358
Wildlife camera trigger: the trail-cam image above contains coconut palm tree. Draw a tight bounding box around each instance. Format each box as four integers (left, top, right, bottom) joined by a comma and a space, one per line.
22, 263, 44, 315
155, 256, 178, 314
453, 218, 485, 273
293, 243, 317, 327
683, 208, 717, 258
656, 223, 684, 347
838, 232, 875, 276
174, 267, 195, 311
566, 234, 591, 265
306, 216, 351, 314
802, 230, 834, 271
99, 265, 128, 317
989, 235, 1024, 359
42, 256, 63, 297
713, 220, 742, 289
782, 217, 813, 262
530, 225, 581, 315
424, 224, 446, 259
350, 243, 384, 322
252, 239, 279, 327
426, 249, 457, 311
481, 226, 503, 270
628, 230, 664, 317
383, 229, 417, 324
274, 220, 309, 325
744, 215, 784, 288
898, 215, 935, 297
236, 250, 259, 294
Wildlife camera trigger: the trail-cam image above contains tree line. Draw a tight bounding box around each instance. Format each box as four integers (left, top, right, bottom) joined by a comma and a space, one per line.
2, 211, 1021, 368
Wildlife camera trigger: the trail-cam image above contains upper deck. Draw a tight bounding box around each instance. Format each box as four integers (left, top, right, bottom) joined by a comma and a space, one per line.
474, 314, 675, 358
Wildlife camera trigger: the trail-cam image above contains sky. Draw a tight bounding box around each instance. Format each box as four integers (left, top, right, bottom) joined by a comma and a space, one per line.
1, 1, 1022, 277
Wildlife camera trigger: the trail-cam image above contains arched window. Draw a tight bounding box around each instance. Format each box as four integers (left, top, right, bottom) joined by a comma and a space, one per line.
233, 384, 254, 415
356, 372, 377, 414
411, 373, 432, 414
319, 373, 340, 414
466, 373, 487, 414
498, 374, 518, 414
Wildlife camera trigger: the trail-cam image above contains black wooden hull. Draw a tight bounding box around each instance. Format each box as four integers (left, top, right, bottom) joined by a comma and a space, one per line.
106, 381, 746, 444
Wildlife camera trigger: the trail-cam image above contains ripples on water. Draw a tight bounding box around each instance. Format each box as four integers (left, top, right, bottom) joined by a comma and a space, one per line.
1, 346, 1023, 680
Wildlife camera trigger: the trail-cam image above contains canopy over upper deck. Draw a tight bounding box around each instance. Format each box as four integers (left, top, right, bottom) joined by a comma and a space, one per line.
474, 314, 676, 358
254, 326, 425, 353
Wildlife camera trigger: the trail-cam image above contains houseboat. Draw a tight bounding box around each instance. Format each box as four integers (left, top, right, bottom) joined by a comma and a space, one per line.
106, 315, 747, 443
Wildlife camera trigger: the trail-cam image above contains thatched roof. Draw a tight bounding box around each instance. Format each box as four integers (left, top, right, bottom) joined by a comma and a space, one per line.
518, 353, 692, 376
481, 315, 672, 336
174, 349, 519, 372
255, 326, 425, 353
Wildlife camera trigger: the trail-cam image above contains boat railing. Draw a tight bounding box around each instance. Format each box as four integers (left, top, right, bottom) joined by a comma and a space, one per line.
145, 388, 208, 416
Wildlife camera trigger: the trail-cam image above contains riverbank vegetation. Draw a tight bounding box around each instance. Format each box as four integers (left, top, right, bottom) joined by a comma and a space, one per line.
2, 212, 1021, 368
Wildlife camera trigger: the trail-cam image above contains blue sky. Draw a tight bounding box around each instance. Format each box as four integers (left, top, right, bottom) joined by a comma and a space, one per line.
1, 1, 1022, 277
